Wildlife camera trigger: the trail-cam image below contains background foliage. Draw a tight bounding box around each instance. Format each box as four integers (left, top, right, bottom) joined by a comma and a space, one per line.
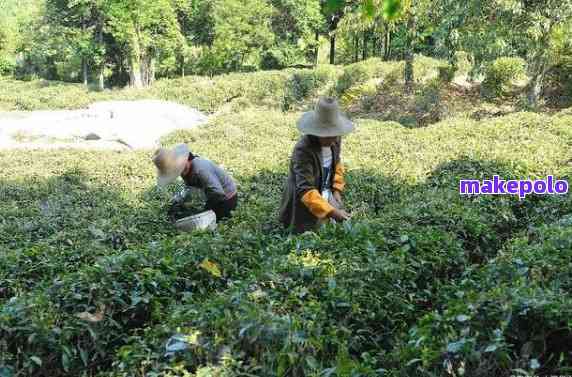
1, 0, 570, 106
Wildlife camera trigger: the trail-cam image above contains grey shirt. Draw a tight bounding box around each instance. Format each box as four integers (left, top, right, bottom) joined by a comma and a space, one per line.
182, 157, 237, 203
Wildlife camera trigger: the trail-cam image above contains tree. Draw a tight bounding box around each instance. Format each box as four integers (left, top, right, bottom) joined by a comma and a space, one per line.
104, 0, 183, 88
320, 0, 348, 64
265, 0, 323, 68
437, 0, 572, 106
43, 0, 106, 89
209, 0, 275, 73
0, 0, 43, 76
326, 0, 410, 71
403, 1, 416, 94
174, 0, 215, 76
517, 0, 572, 106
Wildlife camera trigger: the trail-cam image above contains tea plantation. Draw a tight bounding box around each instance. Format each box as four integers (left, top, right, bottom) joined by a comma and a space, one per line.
1, 60, 572, 376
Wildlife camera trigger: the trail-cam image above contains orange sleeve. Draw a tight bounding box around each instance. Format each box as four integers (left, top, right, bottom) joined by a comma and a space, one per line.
301, 189, 335, 219
333, 162, 345, 192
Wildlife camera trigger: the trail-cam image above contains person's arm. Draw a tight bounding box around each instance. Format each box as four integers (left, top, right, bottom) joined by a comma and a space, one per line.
293, 147, 335, 219
332, 138, 345, 203
333, 138, 345, 193
332, 162, 346, 193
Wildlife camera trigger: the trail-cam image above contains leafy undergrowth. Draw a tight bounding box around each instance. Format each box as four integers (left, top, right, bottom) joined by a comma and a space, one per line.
345, 77, 554, 128
0, 65, 342, 113
1, 106, 572, 377
0, 56, 443, 115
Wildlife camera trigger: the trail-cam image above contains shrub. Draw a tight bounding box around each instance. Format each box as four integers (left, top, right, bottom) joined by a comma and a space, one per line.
283, 66, 341, 110
544, 54, 572, 107
438, 66, 456, 83
0, 55, 15, 76
335, 58, 385, 95
283, 71, 319, 109
336, 55, 443, 99
0, 67, 343, 113
2, 107, 572, 376
260, 44, 301, 70
401, 220, 572, 376
339, 79, 378, 108
415, 79, 445, 126
482, 57, 527, 98
413, 55, 447, 82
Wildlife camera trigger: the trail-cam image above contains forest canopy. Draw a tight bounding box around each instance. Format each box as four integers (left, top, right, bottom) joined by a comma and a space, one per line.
1, 0, 570, 106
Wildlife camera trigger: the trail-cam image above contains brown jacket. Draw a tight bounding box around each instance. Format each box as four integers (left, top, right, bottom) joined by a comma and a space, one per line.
279, 135, 346, 233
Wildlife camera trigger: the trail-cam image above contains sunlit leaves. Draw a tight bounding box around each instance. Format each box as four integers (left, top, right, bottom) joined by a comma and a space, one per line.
325, 0, 404, 20
199, 258, 222, 277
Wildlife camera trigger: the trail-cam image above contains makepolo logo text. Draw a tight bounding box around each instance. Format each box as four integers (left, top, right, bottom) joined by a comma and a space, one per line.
459, 175, 569, 199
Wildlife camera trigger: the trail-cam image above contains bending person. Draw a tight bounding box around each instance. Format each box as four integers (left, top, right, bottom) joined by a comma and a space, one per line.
152, 144, 238, 221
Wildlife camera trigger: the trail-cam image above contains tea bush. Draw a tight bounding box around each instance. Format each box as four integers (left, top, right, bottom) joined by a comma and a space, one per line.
282, 65, 341, 110
336, 56, 446, 116
481, 57, 527, 98
0, 66, 343, 113
1, 98, 572, 377
335, 58, 403, 95
0, 55, 16, 76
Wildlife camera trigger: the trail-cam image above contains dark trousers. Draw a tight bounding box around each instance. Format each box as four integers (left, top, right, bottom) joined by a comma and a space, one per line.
206, 194, 238, 220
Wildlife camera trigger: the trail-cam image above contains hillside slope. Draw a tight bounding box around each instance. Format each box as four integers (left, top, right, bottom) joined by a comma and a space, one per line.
1, 104, 572, 376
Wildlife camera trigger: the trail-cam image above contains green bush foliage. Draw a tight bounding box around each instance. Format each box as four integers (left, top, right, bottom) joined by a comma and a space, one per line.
283, 65, 341, 110
0, 66, 343, 113
335, 58, 399, 95
545, 54, 572, 107
336, 56, 446, 110
482, 57, 527, 98
1, 100, 572, 376
0, 55, 16, 76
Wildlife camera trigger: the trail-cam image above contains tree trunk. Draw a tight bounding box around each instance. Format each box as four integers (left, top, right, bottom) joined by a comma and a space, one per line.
129, 53, 143, 89
384, 28, 391, 61
329, 33, 336, 65
404, 14, 416, 94
354, 35, 359, 63
404, 52, 414, 94
362, 31, 368, 61
527, 32, 551, 108
130, 64, 143, 88
46, 56, 58, 80
96, 18, 104, 91
314, 31, 319, 66
97, 67, 104, 91
81, 19, 88, 86
148, 57, 155, 86
140, 53, 154, 87
129, 32, 144, 88
527, 68, 545, 107
82, 59, 89, 86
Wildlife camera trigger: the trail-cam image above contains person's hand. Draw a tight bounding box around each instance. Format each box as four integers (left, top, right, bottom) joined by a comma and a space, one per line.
171, 187, 190, 206
167, 203, 181, 223
330, 208, 351, 222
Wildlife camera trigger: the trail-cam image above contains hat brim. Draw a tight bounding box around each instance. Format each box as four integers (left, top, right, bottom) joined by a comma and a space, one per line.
297, 111, 355, 137
157, 169, 183, 187
156, 144, 189, 187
